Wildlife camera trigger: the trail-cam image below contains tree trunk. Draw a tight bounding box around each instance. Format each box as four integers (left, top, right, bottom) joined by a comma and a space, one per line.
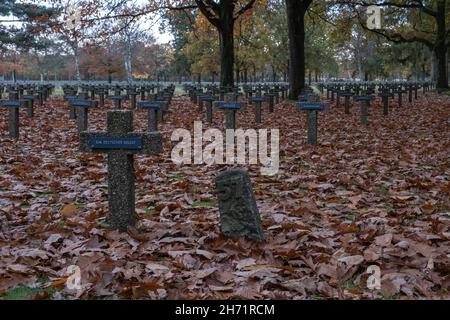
217, 2, 235, 88
74, 49, 81, 81
272, 64, 277, 82
286, 0, 311, 99
435, 0, 449, 90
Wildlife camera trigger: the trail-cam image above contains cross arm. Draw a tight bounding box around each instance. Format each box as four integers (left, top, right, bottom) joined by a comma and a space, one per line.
69, 100, 98, 108
79, 132, 163, 155
0, 100, 27, 107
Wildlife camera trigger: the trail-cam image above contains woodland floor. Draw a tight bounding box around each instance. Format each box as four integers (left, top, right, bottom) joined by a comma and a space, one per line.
0, 92, 449, 300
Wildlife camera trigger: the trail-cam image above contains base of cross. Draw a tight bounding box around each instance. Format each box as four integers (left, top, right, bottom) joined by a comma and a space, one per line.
79, 110, 163, 231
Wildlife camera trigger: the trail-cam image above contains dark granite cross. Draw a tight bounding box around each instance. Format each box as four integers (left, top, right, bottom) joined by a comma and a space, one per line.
340, 92, 354, 114
110, 95, 126, 109
297, 102, 329, 145
0, 99, 27, 138
22, 95, 36, 117
138, 101, 162, 132
354, 95, 373, 125
69, 99, 98, 133
79, 110, 163, 231
128, 88, 138, 109
202, 95, 217, 123
97, 88, 106, 108
264, 92, 275, 113
395, 88, 405, 108
215, 102, 244, 130
250, 96, 265, 124
378, 92, 394, 116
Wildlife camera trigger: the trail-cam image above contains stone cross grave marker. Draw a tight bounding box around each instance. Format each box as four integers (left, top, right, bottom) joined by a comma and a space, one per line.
69, 99, 98, 133
335, 90, 341, 108
65, 95, 80, 119
354, 95, 373, 125
264, 92, 275, 113
250, 96, 264, 124
97, 87, 106, 108
395, 88, 405, 108
378, 92, 394, 116
215, 168, 264, 241
22, 94, 36, 117
79, 110, 163, 231
0, 98, 27, 139
297, 102, 329, 145
127, 87, 138, 109
340, 92, 354, 114
215, 102, 244, 130
408, 84, 413, 103
138, 101, 162, 132
202, 95, 217, 123
196, 92, 206, 111
110, 95, 126, 109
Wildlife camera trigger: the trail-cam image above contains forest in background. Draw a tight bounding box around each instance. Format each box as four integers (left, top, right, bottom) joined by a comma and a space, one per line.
0, 0, 449, 86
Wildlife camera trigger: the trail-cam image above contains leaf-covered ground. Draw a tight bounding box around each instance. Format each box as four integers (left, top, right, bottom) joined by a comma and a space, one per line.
0, 92, 449, 300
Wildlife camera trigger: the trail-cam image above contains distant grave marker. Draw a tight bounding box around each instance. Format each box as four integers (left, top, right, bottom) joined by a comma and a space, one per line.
138, 101, 162, 132
378, 92, 394, 116
340, 92, 354, 114
354, 95, 373, 125
215, 102, 244, 130
202, 95, 217, 123
297, 102, 329, 145
250, 96, 264, 124
69, 99, 98, 133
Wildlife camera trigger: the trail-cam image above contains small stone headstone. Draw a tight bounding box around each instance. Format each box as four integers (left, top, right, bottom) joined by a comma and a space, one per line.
215, 168, 264, 241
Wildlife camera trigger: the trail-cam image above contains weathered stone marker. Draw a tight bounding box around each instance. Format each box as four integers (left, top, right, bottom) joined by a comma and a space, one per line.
395, 89, 405, 107
340, 92, 354, 114
69, 99, 98, 133
65, 95, 80, 119
98, 89, 105, 108
251, 96, 264, 123
378, 92, 394, 116
354, 95, 373, 125
264, 93, 275, 113
197, 93, 206, 111
215, 168, 264, 241
129, 88, 138, 109
138, 101, 161, 132
79, 110, 163, 231
0, 100, 26, 138
215, 102, 243, 130
297, 102, 329, 145
110, 96, 125, 109
22, 95, 36, 117
202, 95, 217, 123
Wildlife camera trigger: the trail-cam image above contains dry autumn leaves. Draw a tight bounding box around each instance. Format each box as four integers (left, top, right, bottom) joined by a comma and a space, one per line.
0, 91, 449, 300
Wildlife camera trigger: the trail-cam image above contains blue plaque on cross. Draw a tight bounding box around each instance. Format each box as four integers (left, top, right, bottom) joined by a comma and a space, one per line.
216, 102, 243, 110
354, 95, 373, 102
297, 102, 328, 111
138, 102, 161, 109
89, 137, 143, 150
0, 101, 21, 107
